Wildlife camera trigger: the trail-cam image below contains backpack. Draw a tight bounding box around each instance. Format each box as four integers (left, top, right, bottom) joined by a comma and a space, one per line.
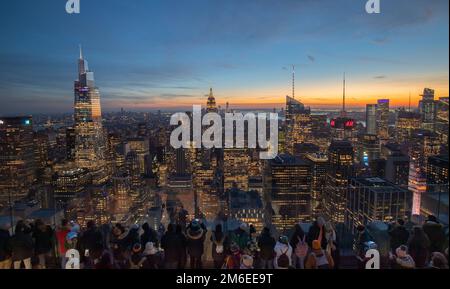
277, 247, 290, 268
295, 235, 308, 258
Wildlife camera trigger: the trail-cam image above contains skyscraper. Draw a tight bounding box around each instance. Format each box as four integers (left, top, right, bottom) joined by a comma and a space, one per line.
419, 88, 436, 131
284, 67, 312, 154
409, 130, 441, 215
268, 154, 312, 231
330, 75, 357, 142
305, 153, 328, 216
366, 104, 377, 135
376, 99, 389, 140
73, 46, 108, 184
346, 177, 411, 234
324, 140, 354, 223
0, 116, 36, 203
206, 88, 218, 113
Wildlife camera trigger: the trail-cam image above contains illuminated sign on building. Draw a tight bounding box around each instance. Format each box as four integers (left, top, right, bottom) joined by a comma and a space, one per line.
330, 117, 355, 129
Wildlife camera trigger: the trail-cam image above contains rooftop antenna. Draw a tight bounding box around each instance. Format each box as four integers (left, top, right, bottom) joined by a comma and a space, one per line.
342, 72, 346, 116
292, 65, 295, 99
79, 44, 83, 59
408, 91, 411, 112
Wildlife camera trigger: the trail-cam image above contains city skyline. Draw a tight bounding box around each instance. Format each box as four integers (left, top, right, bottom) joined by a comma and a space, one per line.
0, 0, 449, 115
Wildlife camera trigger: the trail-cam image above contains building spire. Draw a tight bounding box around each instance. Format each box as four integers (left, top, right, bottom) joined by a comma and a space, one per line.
79, 44, 83, 60
292, 65, 295, 99
342, 72, 346, 116
408, 91, 411, 112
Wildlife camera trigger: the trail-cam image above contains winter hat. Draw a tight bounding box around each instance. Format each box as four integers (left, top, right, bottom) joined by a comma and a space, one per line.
431, 252, 449, 269
143, 242, 158, 255
241, 255, 254, 268
396, 245, 408, 258
190, 219, 201, 232
230, 242, 240, 254
71, 223, 80, 233
239, 222, 248, 231
132, 243, 142, 253
312, 240, 321, 250
279, 235, 289, 245
67, 231, 78, 241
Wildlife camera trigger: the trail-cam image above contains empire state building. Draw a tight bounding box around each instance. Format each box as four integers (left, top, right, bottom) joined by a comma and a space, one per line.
74, 46, 108, 184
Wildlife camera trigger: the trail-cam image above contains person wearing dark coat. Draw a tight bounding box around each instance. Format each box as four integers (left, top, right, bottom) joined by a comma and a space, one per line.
32, 219, 54, 269
306, 217, 327, 249
407, 226, 430, 268
389, 219, 410, 253
161, 224, 183, 269
211, 224, 228, 269
176, 224, 187, 269
186, 220, 206, 269
11, 221, 34, 269
0, 223, 12, 269
230, 223, 250, 252
422, 215, 446, 253
110, 223, 131, 266
79, 220, 103, 267
257, 227, 276, 269
141, 222, 159, 248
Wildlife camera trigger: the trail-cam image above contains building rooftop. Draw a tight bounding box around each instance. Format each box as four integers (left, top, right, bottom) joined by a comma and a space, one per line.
270, 154, 309, 166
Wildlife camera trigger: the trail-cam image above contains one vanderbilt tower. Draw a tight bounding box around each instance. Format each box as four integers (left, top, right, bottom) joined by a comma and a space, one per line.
74, 46, 108, 184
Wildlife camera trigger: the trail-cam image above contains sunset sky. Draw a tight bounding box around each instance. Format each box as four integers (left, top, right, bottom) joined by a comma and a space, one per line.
0, 0, 448, 114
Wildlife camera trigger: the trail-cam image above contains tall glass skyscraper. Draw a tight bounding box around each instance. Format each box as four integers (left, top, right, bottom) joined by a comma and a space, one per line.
0, 116, 36, 203
74, 47, 108, 184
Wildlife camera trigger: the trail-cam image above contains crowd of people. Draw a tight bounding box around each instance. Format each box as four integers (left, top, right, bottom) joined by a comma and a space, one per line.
354, 215, 449, 269
0, 214, 448, 269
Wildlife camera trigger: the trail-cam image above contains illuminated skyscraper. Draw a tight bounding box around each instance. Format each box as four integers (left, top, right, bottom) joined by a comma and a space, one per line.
376, 99, 389, 140
366, 104, 377, 135
125, 137, 149, 174
324, 140, 354, 223
409, 130, 441, 215
73, 46, 108, 185
419, 88, 436, 131
305, 153, 328, 215
426, 155, 449, 194
285, 67, 312, 154
223, 148, 249, 191
395, 110, 421, 143
356, 134, 380, 167
268, 154, 312, 231
0, 116, 36, 203
435, 97, 449, 147
206, 88, 218, 113
346, 177, 411, 234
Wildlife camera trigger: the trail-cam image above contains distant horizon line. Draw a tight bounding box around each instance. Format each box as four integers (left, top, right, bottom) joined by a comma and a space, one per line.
1, 103, 428, 117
